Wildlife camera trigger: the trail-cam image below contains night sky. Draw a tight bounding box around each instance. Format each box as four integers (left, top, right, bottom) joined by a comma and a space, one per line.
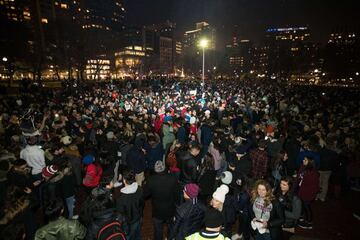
124, 0, 360, 45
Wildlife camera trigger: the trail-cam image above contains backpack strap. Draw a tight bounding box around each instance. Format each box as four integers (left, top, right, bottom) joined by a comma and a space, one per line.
97, 221, 122, 239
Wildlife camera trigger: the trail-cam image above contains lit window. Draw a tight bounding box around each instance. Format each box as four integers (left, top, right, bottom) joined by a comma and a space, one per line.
60, 3, 68, 9
41, 18, 48, 24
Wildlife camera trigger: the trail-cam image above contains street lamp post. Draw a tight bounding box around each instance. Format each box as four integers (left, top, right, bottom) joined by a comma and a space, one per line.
199, 38, 209, 89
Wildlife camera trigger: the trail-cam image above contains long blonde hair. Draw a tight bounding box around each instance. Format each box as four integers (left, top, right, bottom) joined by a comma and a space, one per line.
251, 179, 275, 207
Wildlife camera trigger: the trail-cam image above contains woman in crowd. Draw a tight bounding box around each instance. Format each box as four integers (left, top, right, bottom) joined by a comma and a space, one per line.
275, 177, 302, 239
296, 156, 319, 229
249, 179, 285, 240
198, 153, 217, 204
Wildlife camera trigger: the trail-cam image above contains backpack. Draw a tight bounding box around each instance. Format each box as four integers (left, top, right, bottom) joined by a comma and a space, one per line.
97, 219, 126, 240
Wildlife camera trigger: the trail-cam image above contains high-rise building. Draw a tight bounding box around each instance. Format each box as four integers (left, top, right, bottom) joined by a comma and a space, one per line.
323, 30, 359, 83
183, 22, 216, 75
226, 39, 253, 73
263, 27, 314, 74
183, 22, 216, 50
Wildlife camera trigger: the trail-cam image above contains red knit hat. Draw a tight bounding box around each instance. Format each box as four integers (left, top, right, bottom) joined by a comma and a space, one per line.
42, 165, 58, 178
184, 183, 199, 199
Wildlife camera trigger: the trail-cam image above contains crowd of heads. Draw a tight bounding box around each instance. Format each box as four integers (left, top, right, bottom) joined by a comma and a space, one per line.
0, 78, 359, 239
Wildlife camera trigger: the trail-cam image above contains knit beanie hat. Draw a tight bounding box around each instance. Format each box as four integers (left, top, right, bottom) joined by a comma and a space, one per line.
212, 184, 229, 203
221, 171, 233, 185
154, 160, 165, 173
204, 208, 224, 228
60, 136, 72, 145
42, 165, 58, 178
184, 183, 200, 199
83, 154, 95, 165
106, 131, 115, 140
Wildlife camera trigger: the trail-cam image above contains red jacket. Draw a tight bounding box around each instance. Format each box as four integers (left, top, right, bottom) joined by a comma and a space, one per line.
83, 163, 103, 187
297, 166, 320, 201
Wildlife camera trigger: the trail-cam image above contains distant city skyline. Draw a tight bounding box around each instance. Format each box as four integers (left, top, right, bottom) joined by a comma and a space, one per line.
124, 0, 360, 44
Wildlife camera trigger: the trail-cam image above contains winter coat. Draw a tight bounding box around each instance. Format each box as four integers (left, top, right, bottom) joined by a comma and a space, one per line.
297, 166, 320, 202
198, 169, 217, 197
83, 163, 103, 187
86, 208, 118, 240
145, 138, 164, 171
34, 217, 86, 240
176, 126, 187, 144
170, 200, 206, 240
143, 172, 180, 220
178, 151, 199, 184
277, 192, 302, 228
319, 147, 338, 171
162, 124, 176, 150
200, 124, 213, 147
115, 182, 144, 224
249, 199, 285, 240
126, 146, 146, 174
284, 137, 301, 173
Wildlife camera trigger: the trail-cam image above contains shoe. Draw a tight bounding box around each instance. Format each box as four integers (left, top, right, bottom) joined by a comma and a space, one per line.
298, 217, 305, 223
354, 213, 360, 221
72, 215, 79, 220
298, 221, 313, 229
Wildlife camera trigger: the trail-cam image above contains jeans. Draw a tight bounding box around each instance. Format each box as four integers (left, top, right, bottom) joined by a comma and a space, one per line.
255, 232, 271, 240
65, 195, 75, 219
317, 170, 332, 201
302, 200, 313, 222
153, 217, 171, 240
127, 220, 142, 240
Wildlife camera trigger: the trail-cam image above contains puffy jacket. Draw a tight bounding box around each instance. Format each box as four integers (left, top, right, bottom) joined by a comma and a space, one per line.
200, 124, 213, 147
126, 146, 146, 174
115, 182, 144, 224
83, 163, 103, 187
170, 200, 206, 240
178, 151, 199, 184
86, 208, 118, 240
35, 217, 86, 240
143, 172, 180, 220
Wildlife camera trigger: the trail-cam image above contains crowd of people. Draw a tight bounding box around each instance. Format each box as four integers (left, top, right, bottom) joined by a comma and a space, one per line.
0, 78, 359, 240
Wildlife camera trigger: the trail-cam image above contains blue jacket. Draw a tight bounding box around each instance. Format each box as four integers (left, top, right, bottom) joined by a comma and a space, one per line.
176, 126, 187, 144
126, 146, 146, 174
200, 124, 213, 146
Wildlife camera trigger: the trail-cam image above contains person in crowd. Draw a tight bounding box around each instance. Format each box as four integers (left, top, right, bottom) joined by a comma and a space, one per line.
0, 184, 37, 240
34, 198, 86, 240
126, 136, 146, 186
198, 153, 217, 204
317, 137, 338, 202
143, 161, 180, 240
250, 179, 285, 240
296, 156, 320, 229
271, 150, 289, 191
82, 154, 103, 194
250, 140, 269, 180
275, 177, 302, 239
185, 208, 230, 240
170, 183, 206, 240
145, 133, 164, 174
178, 143, 201, 184
20, 136, 46, 181
115, 170, 144, 240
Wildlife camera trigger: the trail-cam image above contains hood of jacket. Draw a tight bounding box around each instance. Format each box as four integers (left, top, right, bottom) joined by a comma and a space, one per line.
121, 182, 138, 194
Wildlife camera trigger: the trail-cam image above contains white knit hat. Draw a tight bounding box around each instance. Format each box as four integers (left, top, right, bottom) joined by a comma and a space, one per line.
190, 117, 196, 124
60, 136, 72, 145
212, 184, 229, 203
221, 171, 233, 185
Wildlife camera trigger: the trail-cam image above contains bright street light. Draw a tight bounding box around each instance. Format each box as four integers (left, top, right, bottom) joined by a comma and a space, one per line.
2, 57, 8, 62
356, 72, 359, 76
198, 38, 209, 89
